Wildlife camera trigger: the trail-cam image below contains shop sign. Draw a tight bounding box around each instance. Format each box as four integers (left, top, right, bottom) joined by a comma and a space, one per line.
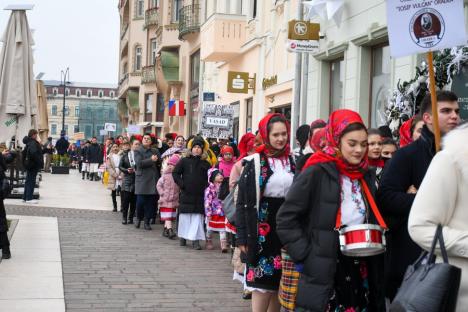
451, 67, 468, 120
287, 39, 319, 53
288, 20, 320, 41
387, 0, 466, 58
73, 132, 85, 140
262, 75, 278, 90
200, 104, 234, 139
227, 71, 249, 94
203, 92, 215, 102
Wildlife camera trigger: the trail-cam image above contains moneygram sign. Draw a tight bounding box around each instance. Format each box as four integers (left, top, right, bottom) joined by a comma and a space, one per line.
287, 39, 319, 53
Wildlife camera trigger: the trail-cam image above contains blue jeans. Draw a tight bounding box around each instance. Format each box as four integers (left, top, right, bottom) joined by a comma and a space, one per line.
136, 195, 156, 222
23, 169, 38, 201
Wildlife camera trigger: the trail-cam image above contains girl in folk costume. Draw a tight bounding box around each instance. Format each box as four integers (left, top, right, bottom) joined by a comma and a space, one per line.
236, 114, 295, 312
204, 168, 228, 252
217, 145, 236, 200
367, 128, 385, 187
172, 136, 211, 250
106, 143, 122, 212
156, 154, 181, 240
399, 115, 424, 148
160, 135, 186, 171
277, 109, 386, 312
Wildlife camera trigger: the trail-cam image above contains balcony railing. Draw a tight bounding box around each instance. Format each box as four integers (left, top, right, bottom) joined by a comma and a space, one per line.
144, 7, 159, 29
141, 65, 156, 84
120, 23, 129, 40
119, 73, 129, 86
178, 4, 201, 40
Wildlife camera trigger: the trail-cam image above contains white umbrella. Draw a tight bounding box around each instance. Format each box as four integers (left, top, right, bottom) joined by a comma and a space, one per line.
0, 7, 37, 147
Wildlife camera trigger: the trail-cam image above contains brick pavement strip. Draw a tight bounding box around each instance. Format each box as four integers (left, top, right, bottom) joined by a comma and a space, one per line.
6, 205, 250, 312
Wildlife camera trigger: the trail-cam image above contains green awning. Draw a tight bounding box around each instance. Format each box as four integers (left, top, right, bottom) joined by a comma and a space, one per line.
161, 50, 179, 81
127, 90, 139, 113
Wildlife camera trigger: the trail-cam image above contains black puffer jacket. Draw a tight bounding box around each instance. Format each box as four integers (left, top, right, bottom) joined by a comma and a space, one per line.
22, 136, 44, 171
119, 151, 135, 193
276, 162, 385, 312
1, 151, 16, 232
172, 155, 210, 214
86, 143, 102, 164
377, 125, 435, 299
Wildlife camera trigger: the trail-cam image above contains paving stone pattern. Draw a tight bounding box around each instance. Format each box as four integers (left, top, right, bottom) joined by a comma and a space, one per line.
6, 206, 250, 312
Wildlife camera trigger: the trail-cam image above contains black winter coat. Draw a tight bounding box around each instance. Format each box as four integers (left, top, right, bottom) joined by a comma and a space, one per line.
0, 152, 15, 232
119, 151, 135, 193
276, 162, 385, 311
55, 137, 70, 155
377, 125, 435, 299
86, 143, 102, 164
172, 155, 210, 214
22, 136, 44, 171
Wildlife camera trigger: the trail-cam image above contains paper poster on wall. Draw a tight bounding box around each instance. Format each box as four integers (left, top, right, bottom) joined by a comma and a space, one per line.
387, 0, 467, 58
200, 104, 234, 139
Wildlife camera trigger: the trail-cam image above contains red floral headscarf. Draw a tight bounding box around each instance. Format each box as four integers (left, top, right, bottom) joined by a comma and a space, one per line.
238, 133, 256, 159
309, 127, 326, 152
302, 109, 368, 179
256, 113, 290, 159
399, 117, 413, 148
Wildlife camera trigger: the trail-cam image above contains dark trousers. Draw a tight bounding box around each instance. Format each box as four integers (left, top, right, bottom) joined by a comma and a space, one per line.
111, 190, 117, 210
23, 169, 38, 201
0, 200, 10, 252
121, 191, 136, 221
136, 195, 156, 223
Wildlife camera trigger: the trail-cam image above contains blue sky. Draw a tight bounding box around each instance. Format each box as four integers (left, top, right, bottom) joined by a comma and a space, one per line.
0, 0, 119, 84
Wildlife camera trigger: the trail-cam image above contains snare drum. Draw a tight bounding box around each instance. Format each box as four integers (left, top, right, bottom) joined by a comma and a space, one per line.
338, 224, 386, 257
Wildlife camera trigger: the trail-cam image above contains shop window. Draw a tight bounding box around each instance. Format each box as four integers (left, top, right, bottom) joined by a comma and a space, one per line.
329, 58, 344, 114
246, 98, 253, 131
370, 44, 391, 127
273, 105, 292, 123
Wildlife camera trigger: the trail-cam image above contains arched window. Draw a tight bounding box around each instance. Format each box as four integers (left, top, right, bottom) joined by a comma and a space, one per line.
65, 88, 70, 96
87, 89, 92, 97
135, 45, 142, 71
109, 91, 115, 98
52, 88, 58, 96
76, 89, 81, 97
98, 90, 104, 98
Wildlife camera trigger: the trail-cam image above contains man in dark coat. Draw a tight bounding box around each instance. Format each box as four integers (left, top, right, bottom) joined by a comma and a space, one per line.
377, 91, 460, 300
119, 140, 139, 224
86, 137, 102, 181
134, 134, 161, 230
0, 149, 16, 259
22, 129, 44, 203
55, 131, 70, 156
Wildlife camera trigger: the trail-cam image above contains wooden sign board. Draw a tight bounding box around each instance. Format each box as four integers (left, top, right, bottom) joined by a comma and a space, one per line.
288, 20, 320, 41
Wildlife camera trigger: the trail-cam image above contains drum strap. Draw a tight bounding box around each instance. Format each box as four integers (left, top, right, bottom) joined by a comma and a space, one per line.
335, 179, 388, 230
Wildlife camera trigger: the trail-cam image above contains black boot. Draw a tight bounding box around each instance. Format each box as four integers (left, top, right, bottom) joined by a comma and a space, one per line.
162, 228, 169, 237
150, 218, 156, 225
192, 240, 202, 250
2, 247, 11, 259
167, 228, 176, 239
128, 218, 134, 224
179, 238, 186, 246
82, 171, 85, 180
122, 218, 127, 225
144, 223, 152, 230
135, 220, 141, 228
86, 172, 90, 179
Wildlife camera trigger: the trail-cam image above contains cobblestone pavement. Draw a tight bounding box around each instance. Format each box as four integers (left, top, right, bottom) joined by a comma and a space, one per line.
6, 205, 250, 312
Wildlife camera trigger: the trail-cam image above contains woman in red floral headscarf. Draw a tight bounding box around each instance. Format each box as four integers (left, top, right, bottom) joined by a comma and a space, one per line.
236, 113, 295, 312
277, 109, 386, 312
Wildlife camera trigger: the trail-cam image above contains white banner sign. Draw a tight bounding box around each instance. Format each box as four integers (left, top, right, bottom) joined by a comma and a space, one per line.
387, 0, 467, 58
127, 125, 140, 134
286, 39, 319, 53
104, 123, 117, 132
201, 104, 234, 139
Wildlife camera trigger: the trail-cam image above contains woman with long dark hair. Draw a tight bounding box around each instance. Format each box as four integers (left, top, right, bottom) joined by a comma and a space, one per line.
277, 109, 386, 312
236, 113, 295, 312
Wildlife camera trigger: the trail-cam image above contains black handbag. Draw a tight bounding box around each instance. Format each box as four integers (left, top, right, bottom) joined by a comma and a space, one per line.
390, 225, 461, 312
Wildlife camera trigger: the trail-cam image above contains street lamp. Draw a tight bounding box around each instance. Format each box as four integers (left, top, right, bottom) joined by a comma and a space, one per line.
60, 67, 71, 134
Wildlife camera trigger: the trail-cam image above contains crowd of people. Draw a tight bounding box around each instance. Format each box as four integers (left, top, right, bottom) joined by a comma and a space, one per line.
0, 89, 466, 311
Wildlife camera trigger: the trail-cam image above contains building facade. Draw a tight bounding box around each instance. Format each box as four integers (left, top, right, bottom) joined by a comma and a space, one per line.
44, 81, 119, 142
118, 0, 468, 140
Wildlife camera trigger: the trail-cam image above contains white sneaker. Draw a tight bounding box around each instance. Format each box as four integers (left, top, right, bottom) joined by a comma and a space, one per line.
25, 200, 39, 204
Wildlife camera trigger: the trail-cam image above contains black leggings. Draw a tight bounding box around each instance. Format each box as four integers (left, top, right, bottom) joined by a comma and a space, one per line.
111, 190, 117, 210
121, 191, 136, 221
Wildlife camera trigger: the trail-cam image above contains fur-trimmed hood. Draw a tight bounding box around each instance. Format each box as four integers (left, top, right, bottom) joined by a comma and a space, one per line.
442, 123, 468, 179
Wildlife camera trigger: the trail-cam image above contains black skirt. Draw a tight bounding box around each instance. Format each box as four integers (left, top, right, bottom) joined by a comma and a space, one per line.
245, 197, 284, 291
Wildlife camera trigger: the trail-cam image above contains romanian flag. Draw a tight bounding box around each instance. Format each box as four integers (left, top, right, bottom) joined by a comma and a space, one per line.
168, 99, 185, 116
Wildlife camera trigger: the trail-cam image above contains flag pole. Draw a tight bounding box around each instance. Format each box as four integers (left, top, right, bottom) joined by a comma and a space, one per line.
426, 51, 441, 152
